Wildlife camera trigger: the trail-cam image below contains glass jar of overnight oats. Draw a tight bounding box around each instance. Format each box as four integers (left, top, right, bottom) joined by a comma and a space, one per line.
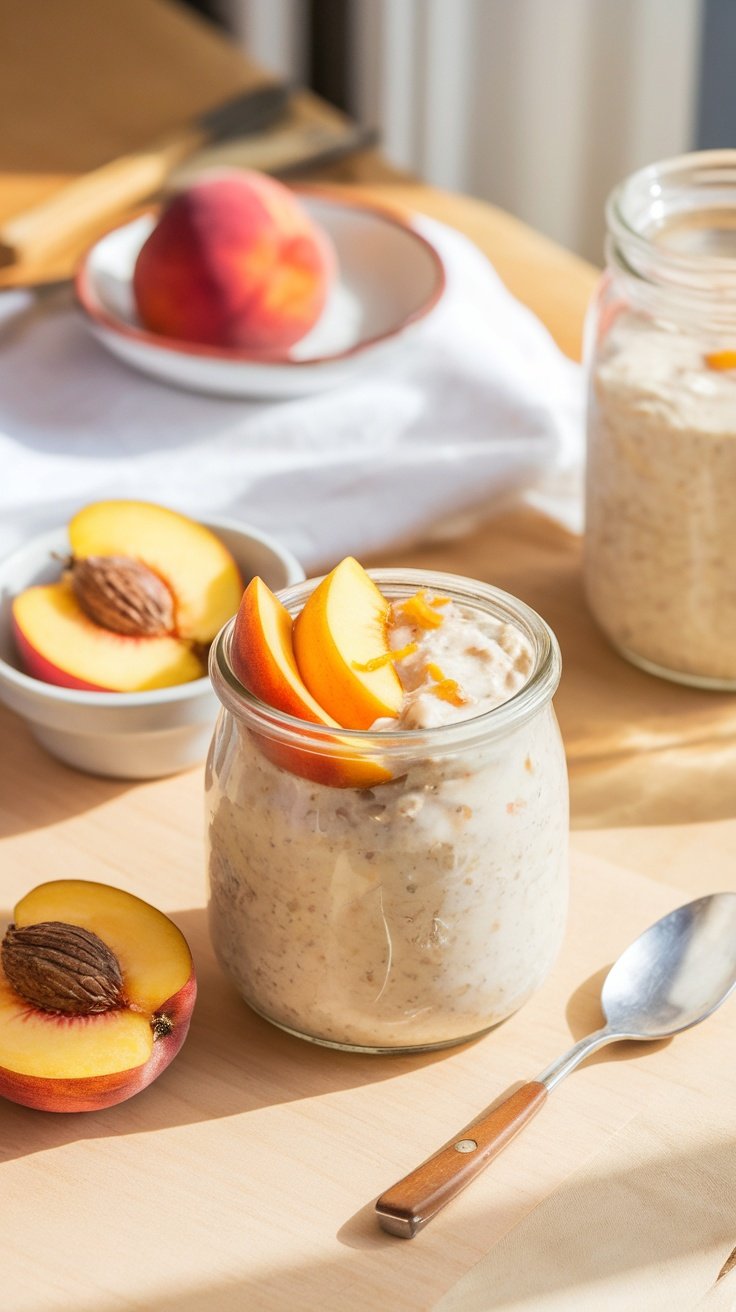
585, 150, 736, 688
205, 569, 568, 1053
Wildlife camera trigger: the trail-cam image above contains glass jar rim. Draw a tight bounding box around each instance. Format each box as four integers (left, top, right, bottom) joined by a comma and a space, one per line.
606, 149, 736, 323
209, 567, 561, 758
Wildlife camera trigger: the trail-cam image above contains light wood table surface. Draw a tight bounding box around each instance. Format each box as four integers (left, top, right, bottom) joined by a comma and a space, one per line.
1, 4, 735, 1311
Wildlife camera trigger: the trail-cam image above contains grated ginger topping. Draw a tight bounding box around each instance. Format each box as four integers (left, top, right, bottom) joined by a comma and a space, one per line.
400, 590, 447, 629
705, 350, 736, 371
426, 661, 467, 706
353, 642, 417, 673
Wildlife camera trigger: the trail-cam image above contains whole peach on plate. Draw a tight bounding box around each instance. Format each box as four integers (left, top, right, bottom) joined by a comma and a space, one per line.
0, 880, 196, 1112
132, 169, 336, 355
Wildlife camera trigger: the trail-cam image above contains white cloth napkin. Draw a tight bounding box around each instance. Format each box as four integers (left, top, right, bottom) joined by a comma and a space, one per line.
0, 217, 583, 573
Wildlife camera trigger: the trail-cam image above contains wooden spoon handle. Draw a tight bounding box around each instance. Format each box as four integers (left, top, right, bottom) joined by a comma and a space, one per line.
375, 1080, 548, 1238
0, 131, 200, 269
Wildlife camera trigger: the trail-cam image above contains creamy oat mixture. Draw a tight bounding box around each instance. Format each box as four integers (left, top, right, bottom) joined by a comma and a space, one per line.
206, 595, 567, 1049
585, 315, 736, 682
386, 597, 535, 728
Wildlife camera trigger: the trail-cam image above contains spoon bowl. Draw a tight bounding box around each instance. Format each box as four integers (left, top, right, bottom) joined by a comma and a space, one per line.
601, 892, 736, 1039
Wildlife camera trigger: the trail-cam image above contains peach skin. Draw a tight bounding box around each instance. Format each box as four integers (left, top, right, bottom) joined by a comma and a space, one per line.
293, 557, 403, 729
231, 575, 341, 726
132, 170, 336, 353
0, 880, 196, 1113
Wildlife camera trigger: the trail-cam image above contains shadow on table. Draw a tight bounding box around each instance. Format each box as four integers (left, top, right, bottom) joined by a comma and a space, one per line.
532, 550, 736, 831
336, 1073, 527, 1255
70, 1137, 735, 1312
0, 705, 139, 837
565, 966, 673, 1065
0, 906, 460, 1167
523, 543, 736, 831
569, 731, 736, 830
421, 1135, 736, 1311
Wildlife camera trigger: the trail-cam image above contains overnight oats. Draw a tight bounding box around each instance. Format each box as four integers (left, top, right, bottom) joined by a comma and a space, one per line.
585, 150, 736, 687
206, 560, 568, 1052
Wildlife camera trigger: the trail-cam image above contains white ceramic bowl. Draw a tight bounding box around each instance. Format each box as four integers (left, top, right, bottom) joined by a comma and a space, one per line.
75, 189, 446, 398
0, 519, 304, 779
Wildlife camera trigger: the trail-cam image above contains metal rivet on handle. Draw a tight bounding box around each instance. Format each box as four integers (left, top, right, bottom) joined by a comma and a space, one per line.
454, 1139, 478, 1153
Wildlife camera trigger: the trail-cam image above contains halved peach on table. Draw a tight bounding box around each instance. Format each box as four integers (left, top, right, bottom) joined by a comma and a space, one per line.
12, 500, 243, 692
0, 880, 196, 1113
230, 574, 391, 787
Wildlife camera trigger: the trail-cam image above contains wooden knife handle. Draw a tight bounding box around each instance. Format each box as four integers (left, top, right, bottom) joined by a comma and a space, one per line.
375, 1080, 548, 1238
0, 128, 200, 268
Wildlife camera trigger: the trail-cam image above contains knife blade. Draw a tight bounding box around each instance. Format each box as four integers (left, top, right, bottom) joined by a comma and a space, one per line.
0, 82, 291, 268
197, 83, 290, 141
0, 119, 379, 293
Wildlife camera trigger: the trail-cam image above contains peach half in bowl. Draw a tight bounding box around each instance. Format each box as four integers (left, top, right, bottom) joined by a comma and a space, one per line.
75, 190, 446, 399
0, 517, 303, 779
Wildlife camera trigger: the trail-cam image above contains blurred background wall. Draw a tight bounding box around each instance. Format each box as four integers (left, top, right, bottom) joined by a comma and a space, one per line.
208, 0, 731, 264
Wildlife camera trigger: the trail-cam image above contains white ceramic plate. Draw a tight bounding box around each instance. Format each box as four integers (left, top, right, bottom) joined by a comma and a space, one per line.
75, 191, 446, 399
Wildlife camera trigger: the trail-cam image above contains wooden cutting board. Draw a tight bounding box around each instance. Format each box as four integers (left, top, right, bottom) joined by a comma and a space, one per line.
1, 714, 733, 1311
2, 499, 735, 1310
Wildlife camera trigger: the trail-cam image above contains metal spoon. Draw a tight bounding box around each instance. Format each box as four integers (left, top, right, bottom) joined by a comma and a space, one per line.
376, 892, 736, 1238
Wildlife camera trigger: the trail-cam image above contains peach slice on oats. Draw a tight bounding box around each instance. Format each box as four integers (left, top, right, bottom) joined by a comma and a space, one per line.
293, 557, 403, 729
232, 576, 340, 727
231, 574, 390, 787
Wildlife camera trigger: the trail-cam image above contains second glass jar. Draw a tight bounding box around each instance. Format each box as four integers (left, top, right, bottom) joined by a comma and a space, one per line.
585, 150, 736, 688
